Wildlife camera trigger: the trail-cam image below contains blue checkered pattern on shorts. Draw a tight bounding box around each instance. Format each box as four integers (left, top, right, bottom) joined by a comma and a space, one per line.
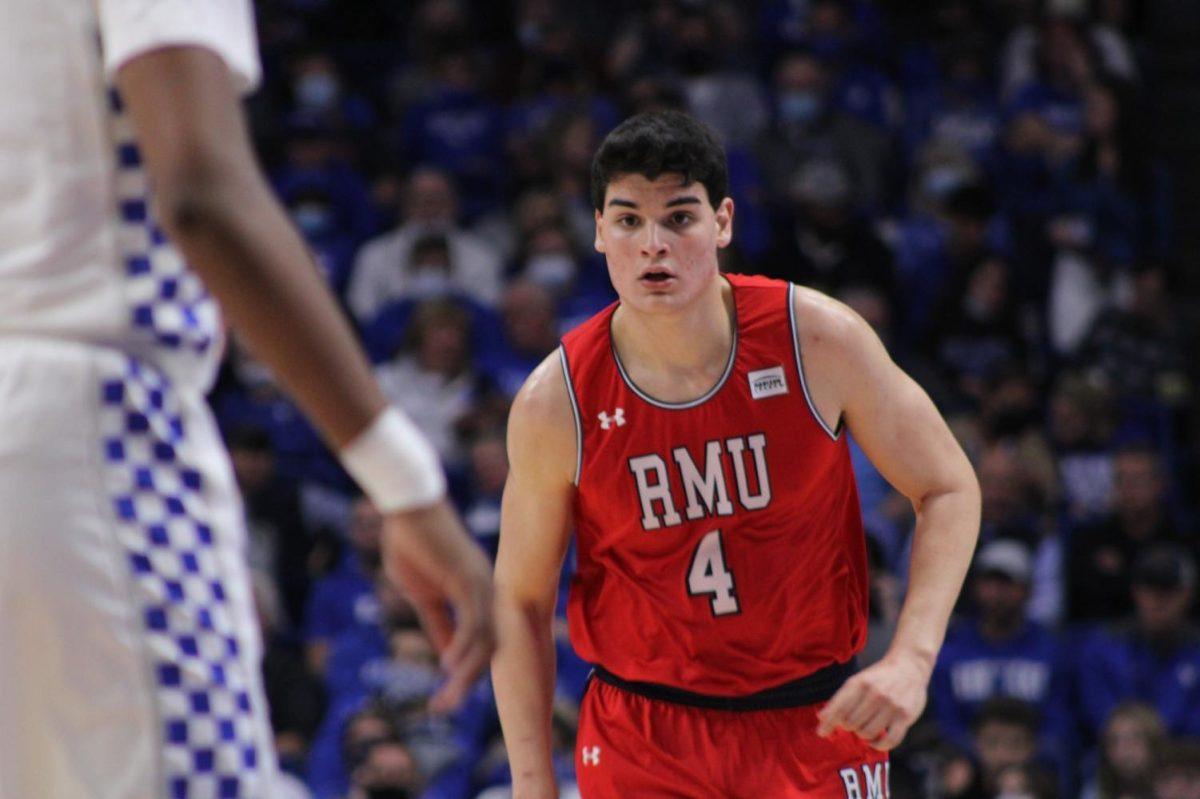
99, 356, 260, 798
108, 88, 219, 356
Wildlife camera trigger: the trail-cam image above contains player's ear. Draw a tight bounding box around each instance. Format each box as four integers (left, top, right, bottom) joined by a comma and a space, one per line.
715, 197, 734, 249
594, 210, 606, 253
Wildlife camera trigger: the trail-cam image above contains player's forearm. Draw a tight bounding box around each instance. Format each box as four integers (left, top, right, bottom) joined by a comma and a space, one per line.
158, 172, 386, 449
492, 595, 559, 794
888, 479, 981, 674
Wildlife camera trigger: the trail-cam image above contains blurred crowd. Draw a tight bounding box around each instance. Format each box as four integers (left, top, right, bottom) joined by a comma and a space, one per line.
208, 0, 1200, 796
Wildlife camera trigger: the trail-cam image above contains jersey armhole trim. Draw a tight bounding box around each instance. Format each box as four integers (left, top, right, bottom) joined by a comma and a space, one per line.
558, 346, 584, 486
788, 283, 842, 442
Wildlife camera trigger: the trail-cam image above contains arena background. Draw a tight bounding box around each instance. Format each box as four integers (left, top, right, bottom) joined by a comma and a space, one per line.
213, 1, 1200, 796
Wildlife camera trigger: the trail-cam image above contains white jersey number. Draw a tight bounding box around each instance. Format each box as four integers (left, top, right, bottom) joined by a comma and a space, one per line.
687, 530, 740, 616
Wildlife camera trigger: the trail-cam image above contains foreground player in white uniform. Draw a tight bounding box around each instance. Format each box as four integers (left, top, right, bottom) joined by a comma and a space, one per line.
0, 1, 494, 796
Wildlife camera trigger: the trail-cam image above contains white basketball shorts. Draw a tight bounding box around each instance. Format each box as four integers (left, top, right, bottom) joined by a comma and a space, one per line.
0, 338, 279, 798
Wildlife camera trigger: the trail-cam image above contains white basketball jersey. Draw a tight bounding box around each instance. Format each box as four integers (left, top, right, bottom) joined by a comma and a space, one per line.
0, 0, 261, 392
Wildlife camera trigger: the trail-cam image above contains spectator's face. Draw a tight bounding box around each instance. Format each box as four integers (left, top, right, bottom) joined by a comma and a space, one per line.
1085, 84, 1119, 137
470, 436, 509, 496
594, 174, 732, 316
558, 115, 596, 174
417, 318, 466, 372
838, 287, 891, 338
973, 572, 1028, 624
776, 54, 827, 97
964, 258, 1008, 319
1104, 714, 1154, 779
404, 171, 456, 226
1133, 584, 1192, 636
974, 721, 1036, 782
353, 740, 419, 795
1112, 452, 1163, 519
293, 55, 341, 112
230, 447, 274, 492
979, 446, 1027, 523
1048, 389, 1090, 446
503, 282, 557, 353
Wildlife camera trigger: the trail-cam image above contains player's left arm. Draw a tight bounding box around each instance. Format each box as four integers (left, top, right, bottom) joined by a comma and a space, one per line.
794, 289, 981, 750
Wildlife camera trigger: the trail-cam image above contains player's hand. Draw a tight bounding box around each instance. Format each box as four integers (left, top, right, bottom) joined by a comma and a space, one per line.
815, 651, 931, 750
381, 500, 495, 713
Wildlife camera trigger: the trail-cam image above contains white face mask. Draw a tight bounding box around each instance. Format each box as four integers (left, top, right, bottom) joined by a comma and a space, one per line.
524, 253, 576, 292
406, 270, 454, 300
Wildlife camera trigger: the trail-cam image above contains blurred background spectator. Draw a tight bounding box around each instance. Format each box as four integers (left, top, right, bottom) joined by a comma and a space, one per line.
206, 1, 1200, 795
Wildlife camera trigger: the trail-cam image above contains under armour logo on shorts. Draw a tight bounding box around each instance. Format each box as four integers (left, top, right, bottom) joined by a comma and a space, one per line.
581, 745, 601, 766
598, 408, 625, 430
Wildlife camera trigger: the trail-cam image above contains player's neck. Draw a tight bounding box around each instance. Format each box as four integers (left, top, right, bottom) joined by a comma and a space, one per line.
611, 277, 734, 398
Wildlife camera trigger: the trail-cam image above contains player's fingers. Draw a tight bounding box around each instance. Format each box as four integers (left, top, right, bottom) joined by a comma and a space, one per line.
839, 687, 889, 733
410, 596, 455, 653
816, 680, 864, 737
428, 636, 491, 714
855, 705, 895, 743
871, 719, 911, 751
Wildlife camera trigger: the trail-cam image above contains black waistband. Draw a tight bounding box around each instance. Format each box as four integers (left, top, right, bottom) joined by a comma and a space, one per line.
591, 658, 857, 712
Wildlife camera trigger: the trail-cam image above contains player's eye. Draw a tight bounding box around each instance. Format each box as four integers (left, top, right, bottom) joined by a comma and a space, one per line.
669, 212, 693, 226
617, 215, 639, 228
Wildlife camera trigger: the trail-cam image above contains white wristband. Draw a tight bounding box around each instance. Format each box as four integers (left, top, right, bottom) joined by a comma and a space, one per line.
339, 407, 447, 512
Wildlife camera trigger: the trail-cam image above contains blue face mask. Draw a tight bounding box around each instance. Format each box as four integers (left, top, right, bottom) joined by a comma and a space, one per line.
296, 72, 339, 111
779, 90, 822, 125
292, 203, 333, 237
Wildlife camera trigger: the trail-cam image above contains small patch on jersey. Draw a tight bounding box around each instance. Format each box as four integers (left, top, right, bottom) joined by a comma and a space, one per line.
748, 366, 788, 399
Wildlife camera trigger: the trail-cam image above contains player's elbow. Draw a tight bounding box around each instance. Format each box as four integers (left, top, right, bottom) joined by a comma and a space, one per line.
494, 580, 556, 628
152, 152, 256, 239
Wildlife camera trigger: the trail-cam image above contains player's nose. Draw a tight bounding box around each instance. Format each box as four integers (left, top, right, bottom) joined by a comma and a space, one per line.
639, 222, 669, 258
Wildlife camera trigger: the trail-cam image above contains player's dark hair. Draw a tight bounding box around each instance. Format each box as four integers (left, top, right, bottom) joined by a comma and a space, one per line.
590, 111, 728, 210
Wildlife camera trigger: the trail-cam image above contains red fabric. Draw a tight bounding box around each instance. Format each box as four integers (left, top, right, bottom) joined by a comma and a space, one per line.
561, 273, 869, 695
575, 679, 890, 797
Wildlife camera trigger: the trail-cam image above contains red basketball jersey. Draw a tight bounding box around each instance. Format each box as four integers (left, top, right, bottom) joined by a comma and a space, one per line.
559, 273, 869, 696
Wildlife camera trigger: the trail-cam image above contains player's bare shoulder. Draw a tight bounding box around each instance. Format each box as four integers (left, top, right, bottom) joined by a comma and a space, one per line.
790, 285, 892, 430
506, 350, 578, 487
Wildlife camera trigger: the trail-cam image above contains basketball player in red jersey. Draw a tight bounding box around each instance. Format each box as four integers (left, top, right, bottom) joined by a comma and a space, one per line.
492, 111, 981, 797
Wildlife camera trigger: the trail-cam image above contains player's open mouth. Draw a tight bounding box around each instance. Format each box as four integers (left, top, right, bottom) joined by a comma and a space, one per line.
639, 269, 675, 285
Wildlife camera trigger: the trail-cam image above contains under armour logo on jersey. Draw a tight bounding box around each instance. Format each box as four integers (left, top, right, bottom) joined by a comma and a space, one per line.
581, 746, 601, 766
598, 408, 625, 429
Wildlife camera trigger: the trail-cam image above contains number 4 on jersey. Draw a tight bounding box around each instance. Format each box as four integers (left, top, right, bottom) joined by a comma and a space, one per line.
687, 530, 739, 616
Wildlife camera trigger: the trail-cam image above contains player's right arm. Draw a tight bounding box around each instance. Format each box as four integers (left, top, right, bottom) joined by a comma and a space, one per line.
493, 353, 578, 799
114, 45, 492, 711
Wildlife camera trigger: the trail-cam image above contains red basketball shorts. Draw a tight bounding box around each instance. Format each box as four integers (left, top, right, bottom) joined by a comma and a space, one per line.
575, 677, 891, 798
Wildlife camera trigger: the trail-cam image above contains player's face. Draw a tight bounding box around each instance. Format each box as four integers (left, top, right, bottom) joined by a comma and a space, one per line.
594, 173, 733, 315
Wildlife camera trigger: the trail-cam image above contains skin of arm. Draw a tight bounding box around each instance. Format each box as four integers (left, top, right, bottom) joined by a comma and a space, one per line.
793, 288, 982, 750
492, 353, 578, 798
117, 47, 493, 711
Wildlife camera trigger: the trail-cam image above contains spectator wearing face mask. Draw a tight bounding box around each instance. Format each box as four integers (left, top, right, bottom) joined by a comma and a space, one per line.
287, 50, 376, 135
754, 49, 893, 212
348, 167, 503, 323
